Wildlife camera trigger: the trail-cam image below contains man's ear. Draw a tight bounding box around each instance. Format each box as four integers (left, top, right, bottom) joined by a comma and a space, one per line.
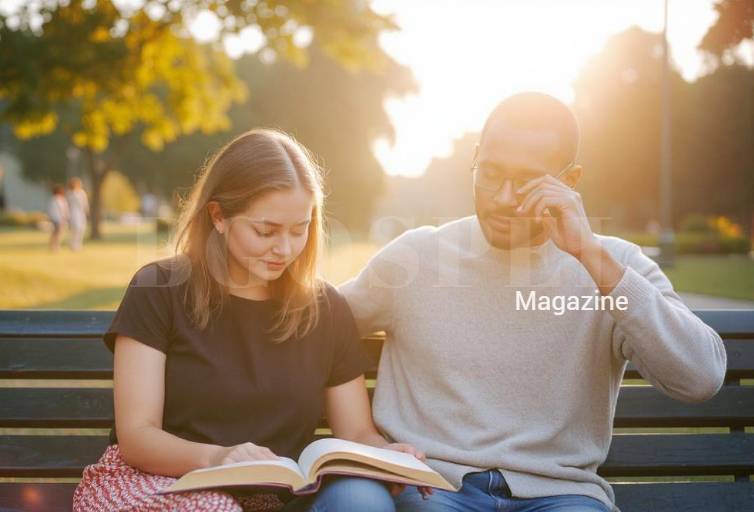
564, 164, 583, 189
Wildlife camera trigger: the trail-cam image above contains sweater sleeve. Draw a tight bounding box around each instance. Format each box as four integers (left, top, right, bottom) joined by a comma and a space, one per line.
338, 228, 424, 337
607, 242, 727, 403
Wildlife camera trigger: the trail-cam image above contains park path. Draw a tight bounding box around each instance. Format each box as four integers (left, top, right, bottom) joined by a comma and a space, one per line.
679, 292, 754, 310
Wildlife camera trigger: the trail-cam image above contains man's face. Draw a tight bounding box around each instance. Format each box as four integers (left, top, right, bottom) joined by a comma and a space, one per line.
473, 120, 570, 250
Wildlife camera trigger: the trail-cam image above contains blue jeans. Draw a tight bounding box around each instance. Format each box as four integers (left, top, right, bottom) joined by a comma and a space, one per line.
281, 476, 395, 512
395, 471, 610, 512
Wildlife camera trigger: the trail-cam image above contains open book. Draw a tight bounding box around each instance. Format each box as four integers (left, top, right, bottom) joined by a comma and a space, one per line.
163, 438, 456, 495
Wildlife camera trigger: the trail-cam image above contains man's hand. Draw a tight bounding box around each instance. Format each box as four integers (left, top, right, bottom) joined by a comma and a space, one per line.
383, 443, 434, 499
515, 174, 598, 259
516, 174, 627, 294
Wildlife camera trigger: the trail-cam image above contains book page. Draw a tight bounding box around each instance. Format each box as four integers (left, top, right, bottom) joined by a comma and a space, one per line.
298, 438, 441, 483
189, 457, 302, 475
310, 460, 448, 488
164, 457, 307, 493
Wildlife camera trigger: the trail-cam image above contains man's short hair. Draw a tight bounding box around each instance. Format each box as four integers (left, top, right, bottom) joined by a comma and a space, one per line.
480, 92, 580, 167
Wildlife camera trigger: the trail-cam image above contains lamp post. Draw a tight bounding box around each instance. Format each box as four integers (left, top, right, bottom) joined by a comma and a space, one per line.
658, 0, 675, 267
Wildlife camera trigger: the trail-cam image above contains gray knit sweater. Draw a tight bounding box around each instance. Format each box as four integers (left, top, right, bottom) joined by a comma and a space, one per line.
339, 216, 727, 511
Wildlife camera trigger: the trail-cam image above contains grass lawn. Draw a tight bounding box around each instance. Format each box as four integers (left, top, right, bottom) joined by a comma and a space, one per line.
663, 255, 754, 301
1, 224, 753, 309
0, 223, 379, 309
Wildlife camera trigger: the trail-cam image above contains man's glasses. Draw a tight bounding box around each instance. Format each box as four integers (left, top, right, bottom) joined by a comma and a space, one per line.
471, 160, 574, 194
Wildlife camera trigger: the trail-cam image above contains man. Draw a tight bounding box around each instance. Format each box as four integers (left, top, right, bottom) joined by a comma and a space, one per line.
339, 92, 727, 511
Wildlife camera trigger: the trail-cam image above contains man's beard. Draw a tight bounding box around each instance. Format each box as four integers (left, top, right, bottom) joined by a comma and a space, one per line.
482, 211, 545, 249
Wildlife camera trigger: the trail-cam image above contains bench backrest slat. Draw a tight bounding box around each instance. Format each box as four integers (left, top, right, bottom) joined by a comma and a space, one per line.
2, 309, 754, 337
2, 386, 754, 429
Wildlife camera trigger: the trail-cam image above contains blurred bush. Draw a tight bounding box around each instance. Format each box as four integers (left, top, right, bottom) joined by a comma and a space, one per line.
679, 213, 713, 233
618, 214, 750, 255
674, 232, 750, 255
0, 210, 48, 228
102, 171, 140, 215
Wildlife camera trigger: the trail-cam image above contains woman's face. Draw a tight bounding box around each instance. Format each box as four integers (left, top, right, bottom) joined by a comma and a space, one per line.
211, 187, 314, 288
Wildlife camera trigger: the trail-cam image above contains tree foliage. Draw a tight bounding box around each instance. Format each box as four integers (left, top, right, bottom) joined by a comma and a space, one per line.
0, 0, 398, 237
572, 27, 687, 229
115, 43, 416, 230
381, 26, 753, 236
700, 0, 754, 61
1, 1, 247, 150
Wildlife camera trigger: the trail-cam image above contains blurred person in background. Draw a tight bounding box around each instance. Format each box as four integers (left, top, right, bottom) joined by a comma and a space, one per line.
48, 183, 69, 252
0, 166, 6, 212
67, 176, 89, 251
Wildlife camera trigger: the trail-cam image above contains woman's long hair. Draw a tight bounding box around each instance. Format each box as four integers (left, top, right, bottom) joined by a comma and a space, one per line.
172, 128, 325, 343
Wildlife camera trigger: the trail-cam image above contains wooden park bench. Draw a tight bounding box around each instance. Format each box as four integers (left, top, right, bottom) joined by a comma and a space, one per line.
1, 309, 753, 511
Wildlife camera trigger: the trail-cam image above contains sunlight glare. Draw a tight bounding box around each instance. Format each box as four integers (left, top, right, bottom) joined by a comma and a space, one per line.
371, 0, 720, 176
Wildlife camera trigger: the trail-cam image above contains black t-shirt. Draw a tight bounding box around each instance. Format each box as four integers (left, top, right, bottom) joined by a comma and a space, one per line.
104, 258, 371, 459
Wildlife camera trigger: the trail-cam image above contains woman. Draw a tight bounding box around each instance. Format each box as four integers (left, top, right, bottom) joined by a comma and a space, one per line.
73, 129, 423, 512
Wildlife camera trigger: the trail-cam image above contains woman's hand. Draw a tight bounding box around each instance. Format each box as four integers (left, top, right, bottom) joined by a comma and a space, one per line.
383, 443, 434, 499
208, 442, 280, 467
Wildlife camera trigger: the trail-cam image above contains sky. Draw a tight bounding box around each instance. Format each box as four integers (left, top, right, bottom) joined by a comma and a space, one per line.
369, 0, 730, 177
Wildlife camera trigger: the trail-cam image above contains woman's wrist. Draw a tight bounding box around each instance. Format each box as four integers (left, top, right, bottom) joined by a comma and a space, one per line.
350, 431, 390, 448
202, 444, 226, 468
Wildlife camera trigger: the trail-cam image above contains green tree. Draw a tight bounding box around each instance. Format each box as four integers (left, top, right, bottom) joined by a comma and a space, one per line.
230, 44, 415, 230
0, 0, 396, 237
572, 26, 689, 230
573, 25, 754, 234
114, 42, 416, 232
1, 1, 246, 237
374, 133, 476, 229
675, 64, 754, 235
